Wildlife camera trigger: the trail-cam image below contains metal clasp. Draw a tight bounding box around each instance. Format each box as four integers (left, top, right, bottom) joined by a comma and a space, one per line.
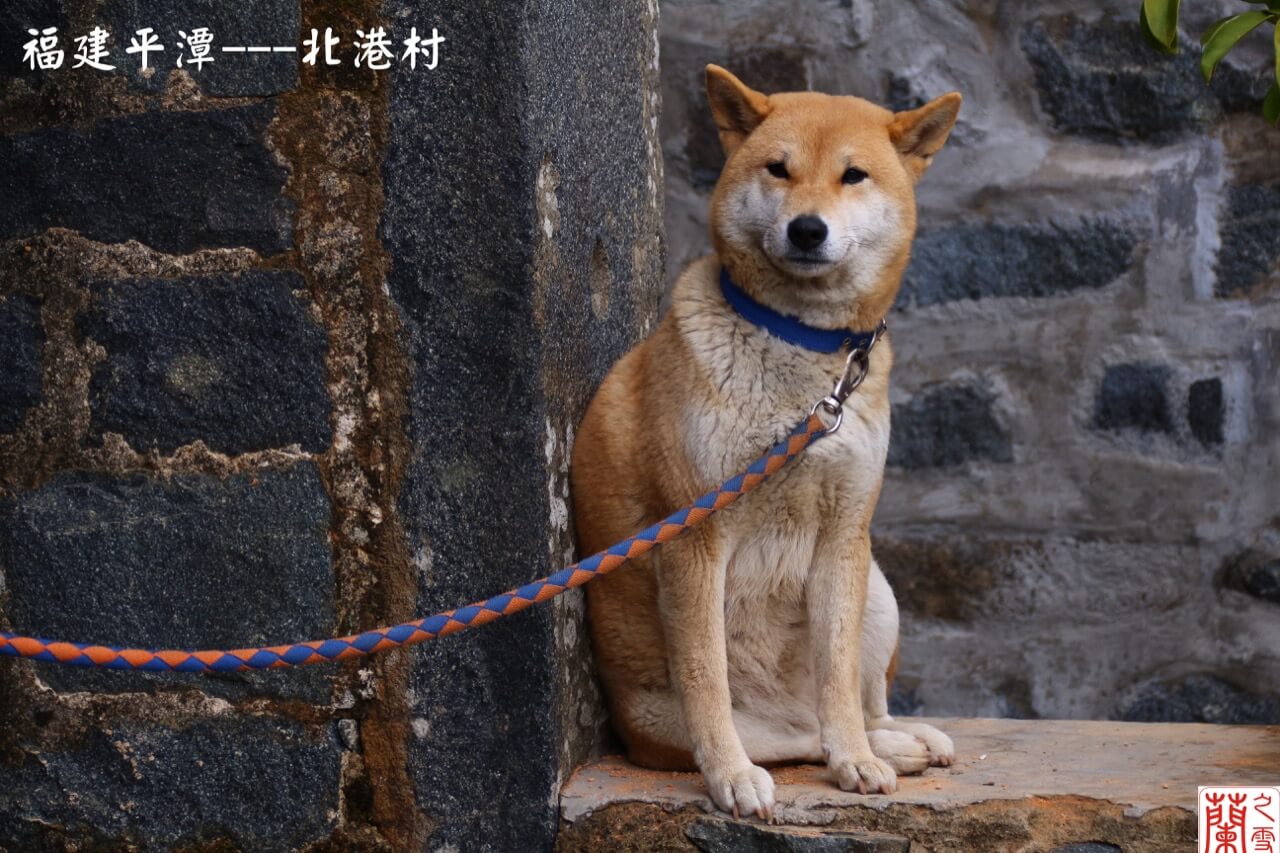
809, 319, 887, 434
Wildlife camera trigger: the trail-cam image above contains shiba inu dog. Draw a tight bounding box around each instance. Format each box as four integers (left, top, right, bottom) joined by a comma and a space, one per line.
570, 66, 960, 820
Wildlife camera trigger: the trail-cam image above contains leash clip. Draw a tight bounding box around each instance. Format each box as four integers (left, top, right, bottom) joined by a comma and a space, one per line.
809, 319, 887, 434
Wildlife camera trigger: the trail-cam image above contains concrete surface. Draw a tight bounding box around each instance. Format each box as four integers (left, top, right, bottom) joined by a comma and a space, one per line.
559, 718, 1280, 851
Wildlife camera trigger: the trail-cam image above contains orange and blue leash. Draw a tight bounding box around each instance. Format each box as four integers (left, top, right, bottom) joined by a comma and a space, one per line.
0, 414, 832, 673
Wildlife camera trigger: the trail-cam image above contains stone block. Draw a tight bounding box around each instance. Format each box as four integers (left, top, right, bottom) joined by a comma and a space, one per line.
1021, 16, 1268, 141
887, 381, 1012, 469
0, 0, 68, 84
1237, 558, 1280, 605
1092, 363, 1172, 434
82, 272, 330, 454
1187, 377, 1224, 446
0, 464, 335, 701
1117, 674, 1279, 724
873, 535, 1001, 622
1215, 182, 1280, 298
0, 716, 340, 849
0, 104, 292, 254
0, 295, 42, 433
898, 219, 1137, 309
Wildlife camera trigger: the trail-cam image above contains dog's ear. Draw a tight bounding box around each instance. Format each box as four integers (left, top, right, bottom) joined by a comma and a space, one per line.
889, 92, 962, 182
706, 65, 771, 155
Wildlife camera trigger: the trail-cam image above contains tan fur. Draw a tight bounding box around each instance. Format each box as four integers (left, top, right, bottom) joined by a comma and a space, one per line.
571, 67, 960, 819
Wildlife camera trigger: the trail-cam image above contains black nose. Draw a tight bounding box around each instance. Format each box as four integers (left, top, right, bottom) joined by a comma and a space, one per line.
787, 216, 828, 251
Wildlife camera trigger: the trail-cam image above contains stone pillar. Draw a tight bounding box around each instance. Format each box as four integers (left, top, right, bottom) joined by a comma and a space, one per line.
0, 0, 662, 848
381, 0, 663, 848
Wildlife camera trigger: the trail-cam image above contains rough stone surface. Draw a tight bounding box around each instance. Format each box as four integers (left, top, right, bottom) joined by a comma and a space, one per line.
381, 0, 663, 848
897, 219, 1137, 309
0, 104, 292, 254
1216, 182, 1280, 298
687, 817, 908, 852
0, 295, 42, 434
82, 272, 330, 454
1021, 16, 1265, 141
101, 0, 301, 96
0, 0, 68, 84
560, 719, 1276, 851
1187, 377, 1224, 446
887, 381, 1012, 469
0, 716, 340, 850
1093, 363, 1172, 434
0, 465, 335, 701
1049, 845, 1122, 853
1118, 674, 1280, 725
1236, 558, 1280, 605
873, 535, 1001, 622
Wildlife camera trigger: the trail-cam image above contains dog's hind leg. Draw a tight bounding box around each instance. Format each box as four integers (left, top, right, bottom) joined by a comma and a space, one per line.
623, 688, 825, 766
860, 559, 955, 768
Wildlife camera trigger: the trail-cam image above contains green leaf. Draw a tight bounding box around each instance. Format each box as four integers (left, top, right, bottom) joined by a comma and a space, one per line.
1201, 14, 1237, 46
1200, 10, 1270, 82
1140, 6, 1167, 51
1264, 81, 1280, 125
1142, 0, 1181, 52
1275, 16, 1280, 87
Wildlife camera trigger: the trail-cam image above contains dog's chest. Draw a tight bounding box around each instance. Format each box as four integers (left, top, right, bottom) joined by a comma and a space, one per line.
681, 313, 891, 591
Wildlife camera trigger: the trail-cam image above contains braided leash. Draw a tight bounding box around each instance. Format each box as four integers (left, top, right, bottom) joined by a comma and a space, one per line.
0, 415, 832, 673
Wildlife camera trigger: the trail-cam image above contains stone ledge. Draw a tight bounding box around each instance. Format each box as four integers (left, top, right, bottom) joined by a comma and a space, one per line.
558, 718, 1280, 852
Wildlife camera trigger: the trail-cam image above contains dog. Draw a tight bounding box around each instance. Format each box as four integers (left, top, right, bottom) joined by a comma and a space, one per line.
570, 65, 960, 820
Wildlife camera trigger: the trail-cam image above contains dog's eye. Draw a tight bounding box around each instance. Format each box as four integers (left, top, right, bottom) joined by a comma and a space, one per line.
842, 167, 868, 185
766, 162, 789, 179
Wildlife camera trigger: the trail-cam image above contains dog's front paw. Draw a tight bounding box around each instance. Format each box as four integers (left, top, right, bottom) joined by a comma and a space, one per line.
828, 753, 897, 795
704, 762, 775, 820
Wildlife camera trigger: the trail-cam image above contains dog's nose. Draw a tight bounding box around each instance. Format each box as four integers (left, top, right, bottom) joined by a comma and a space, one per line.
787, 216, 828, 251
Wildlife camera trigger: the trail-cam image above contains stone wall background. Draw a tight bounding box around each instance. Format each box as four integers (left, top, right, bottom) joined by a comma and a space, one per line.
660, 0, 1280, 723
0, 0, 661, 850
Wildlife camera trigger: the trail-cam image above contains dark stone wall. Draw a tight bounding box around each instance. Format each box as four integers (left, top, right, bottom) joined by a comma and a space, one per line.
0, 0, 662, 849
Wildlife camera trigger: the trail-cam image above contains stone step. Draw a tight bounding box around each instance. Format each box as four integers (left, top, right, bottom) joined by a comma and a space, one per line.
557, 718, 1280, 852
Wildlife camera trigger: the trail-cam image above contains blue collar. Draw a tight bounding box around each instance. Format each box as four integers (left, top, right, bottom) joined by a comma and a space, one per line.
718, 267, 880, 355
